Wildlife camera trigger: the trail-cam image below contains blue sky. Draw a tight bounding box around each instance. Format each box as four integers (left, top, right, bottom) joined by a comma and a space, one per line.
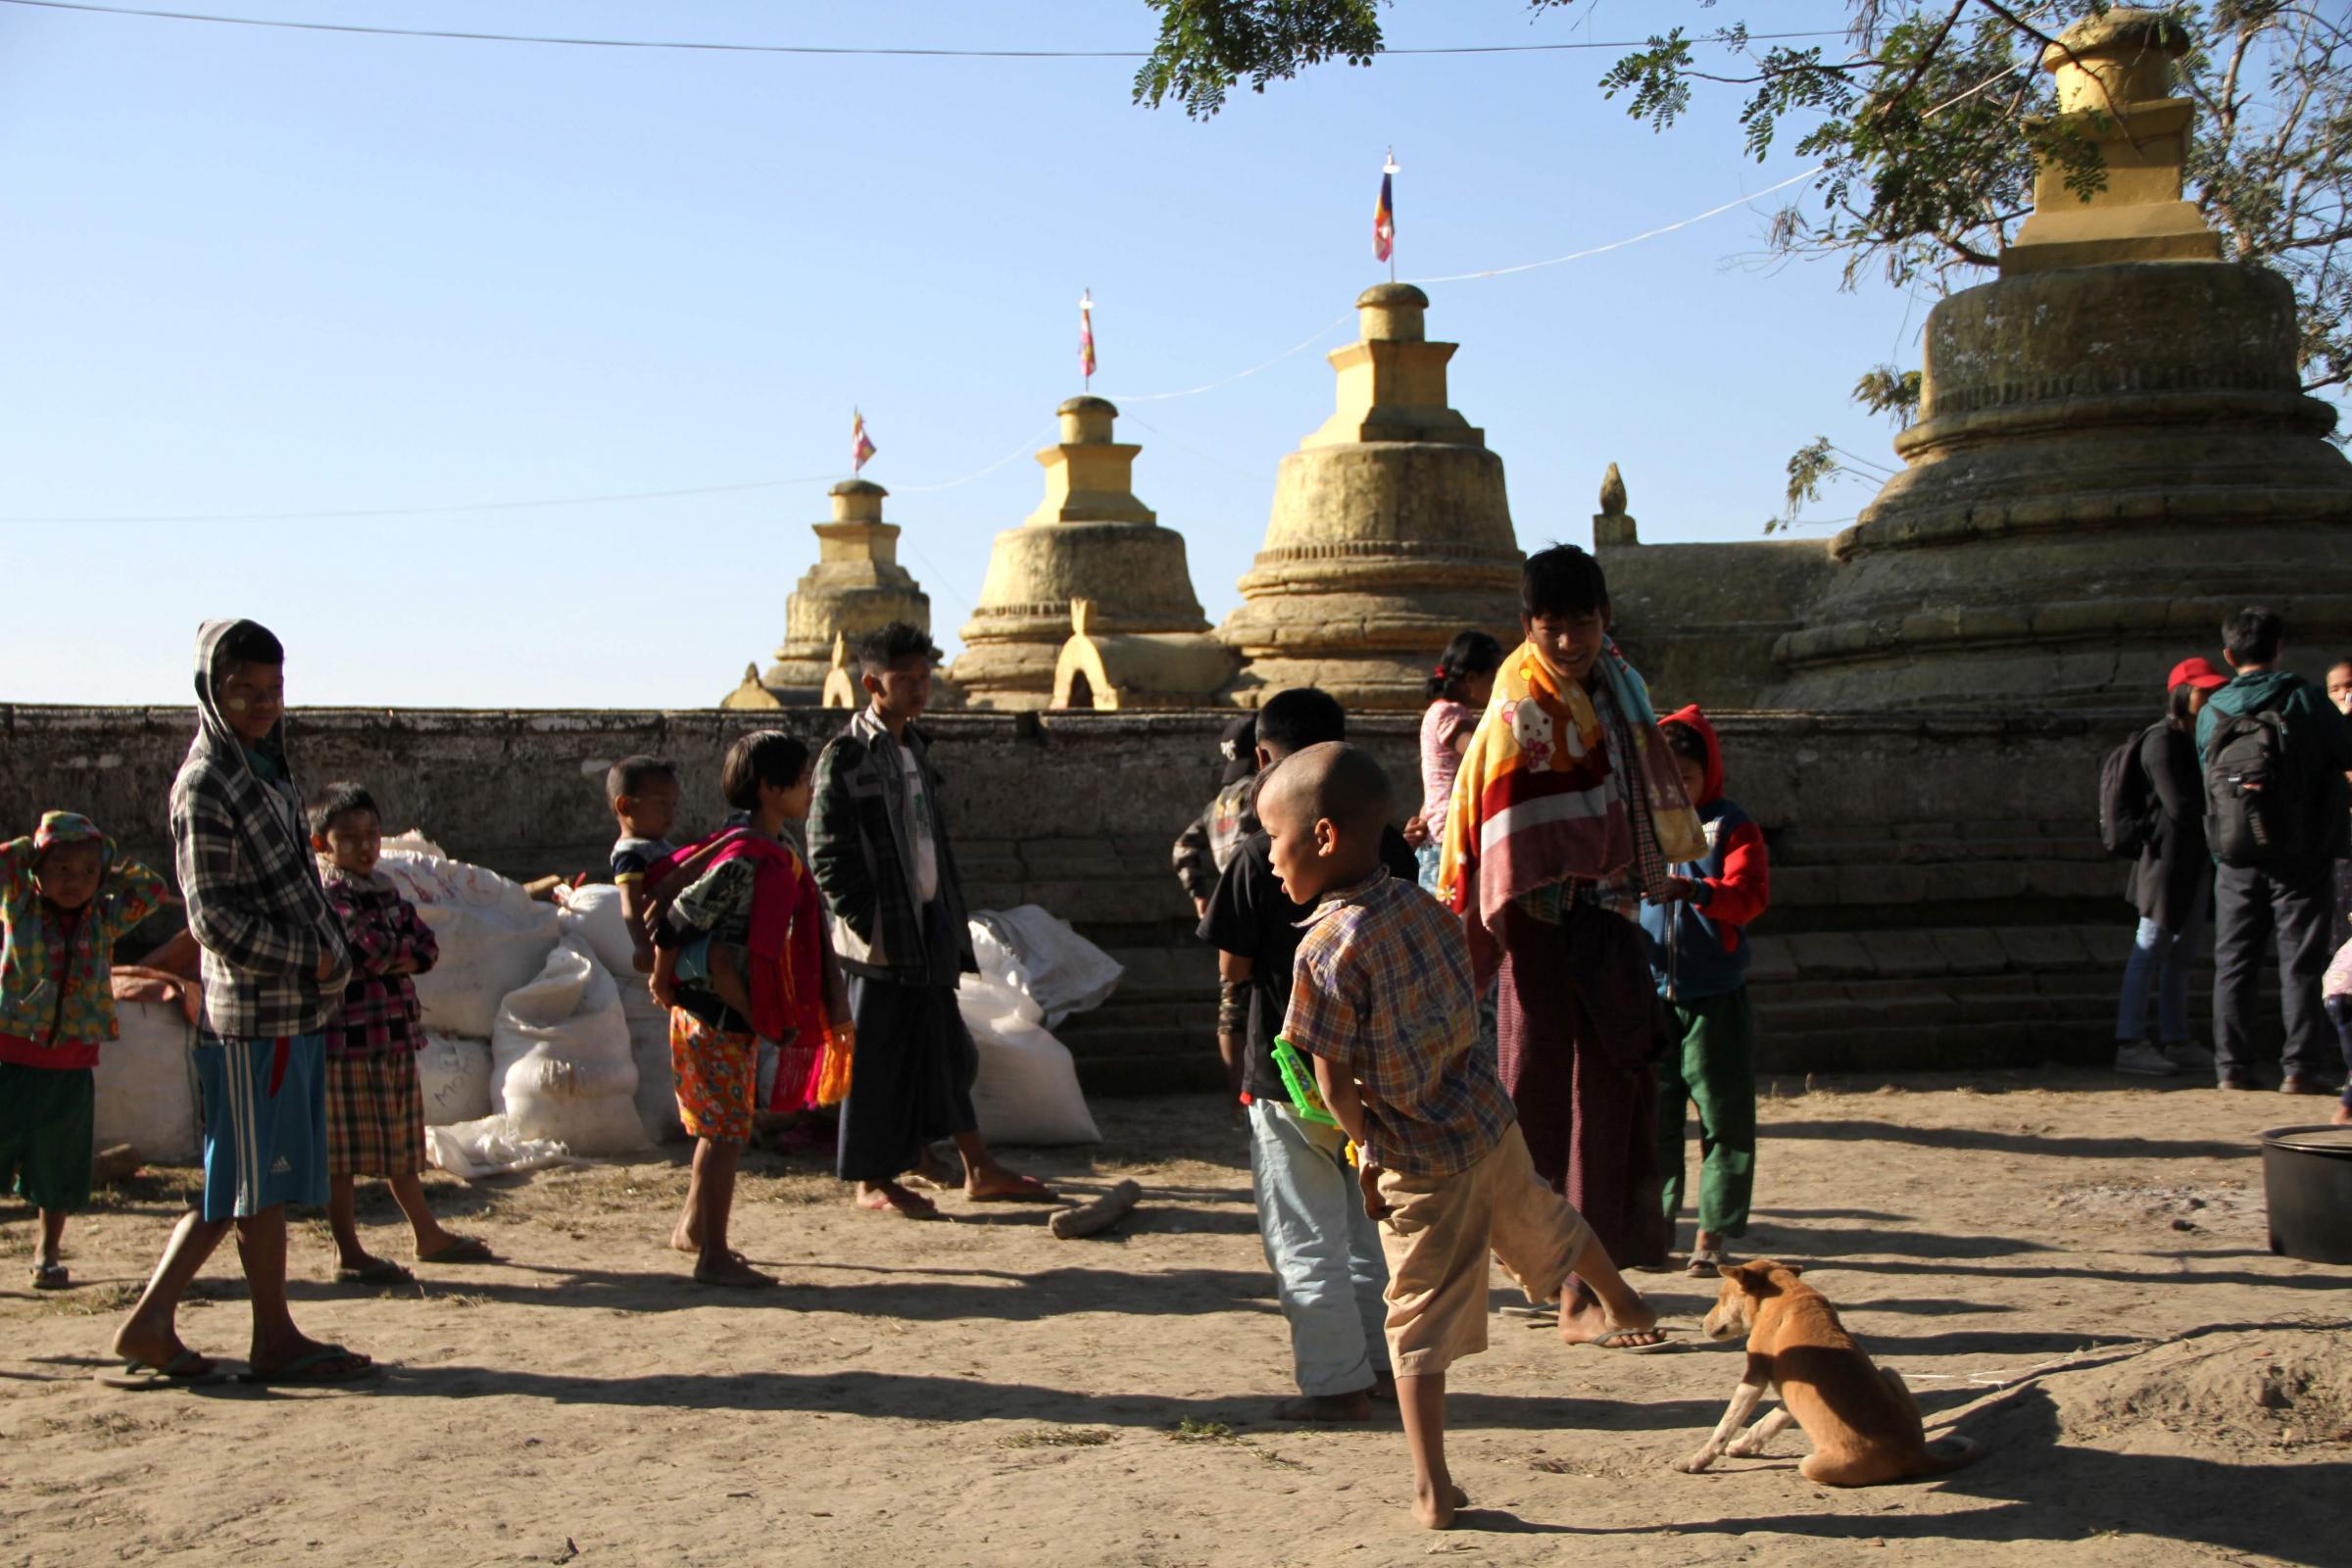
4, 0, 1944, 709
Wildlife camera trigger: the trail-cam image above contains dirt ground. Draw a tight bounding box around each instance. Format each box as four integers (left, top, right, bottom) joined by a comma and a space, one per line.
4, 1070, 2349, 1568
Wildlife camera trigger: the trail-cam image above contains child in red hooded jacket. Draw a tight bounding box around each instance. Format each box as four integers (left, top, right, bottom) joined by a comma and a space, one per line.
1637, 708, 1769, 1275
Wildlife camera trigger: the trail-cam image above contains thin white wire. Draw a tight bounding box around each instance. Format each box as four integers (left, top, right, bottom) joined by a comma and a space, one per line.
1098, 312, 1355, 403
888, 425, 1058, 493
1406, 165, 1827, 284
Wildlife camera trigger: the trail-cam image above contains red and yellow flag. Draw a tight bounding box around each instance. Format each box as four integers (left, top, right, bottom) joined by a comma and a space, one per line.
852, 409, 876, 473
1373, 158, 1396, 263
1079, 289, 1097, 384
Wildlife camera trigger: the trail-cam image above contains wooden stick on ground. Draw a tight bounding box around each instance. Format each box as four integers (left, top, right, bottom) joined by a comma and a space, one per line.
1049, 1179, 1142, 1240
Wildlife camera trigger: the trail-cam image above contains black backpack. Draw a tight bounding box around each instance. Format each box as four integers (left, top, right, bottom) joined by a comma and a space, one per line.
2097, 722, 2163, 859
2204, 710, 2299, 866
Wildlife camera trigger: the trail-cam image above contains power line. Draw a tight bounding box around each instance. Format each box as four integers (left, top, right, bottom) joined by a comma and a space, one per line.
0, 1, 1845, 60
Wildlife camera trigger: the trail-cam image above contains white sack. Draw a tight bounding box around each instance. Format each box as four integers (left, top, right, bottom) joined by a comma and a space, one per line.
377, 849, 561, 1039
957, 978, 1100, 1146
425, 1113, 586, 1180
490, 935, 650, 1155
557, 883, 684, 1144
969, 906, 1124, 1027
557, 882, 640, 982
416, 1033, 495, 1127
92, 998, 200, 1164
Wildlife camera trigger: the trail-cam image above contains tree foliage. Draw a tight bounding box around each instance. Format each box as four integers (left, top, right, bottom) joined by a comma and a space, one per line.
1135, 1, 2352, 523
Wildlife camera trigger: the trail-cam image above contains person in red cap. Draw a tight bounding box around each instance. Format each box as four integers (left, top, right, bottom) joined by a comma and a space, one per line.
2113, 658, 2230, 1077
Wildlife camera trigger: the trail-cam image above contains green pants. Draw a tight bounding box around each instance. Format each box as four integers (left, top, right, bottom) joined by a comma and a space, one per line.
1655, 987, 1755, 1238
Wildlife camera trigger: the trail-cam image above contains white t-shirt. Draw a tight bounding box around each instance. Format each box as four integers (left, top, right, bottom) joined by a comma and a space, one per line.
898, 746, 941, 906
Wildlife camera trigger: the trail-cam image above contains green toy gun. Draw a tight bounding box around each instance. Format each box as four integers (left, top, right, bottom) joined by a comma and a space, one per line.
1271, 1036, 1339, 1129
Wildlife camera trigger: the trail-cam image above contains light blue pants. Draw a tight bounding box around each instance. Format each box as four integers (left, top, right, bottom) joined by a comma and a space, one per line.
1247, 1099, 1391, 1396
2115, 882, 2209, 1044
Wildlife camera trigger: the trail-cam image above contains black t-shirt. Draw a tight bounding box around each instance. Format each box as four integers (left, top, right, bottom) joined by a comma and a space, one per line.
1200, 823, 1420, 1103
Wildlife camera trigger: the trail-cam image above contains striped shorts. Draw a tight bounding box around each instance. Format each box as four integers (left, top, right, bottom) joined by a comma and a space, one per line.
196, 1034, 329, 1221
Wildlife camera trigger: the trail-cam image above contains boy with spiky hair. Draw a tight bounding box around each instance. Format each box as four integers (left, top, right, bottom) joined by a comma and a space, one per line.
808, 621, 1050, 1218
111, 619, 371, 1388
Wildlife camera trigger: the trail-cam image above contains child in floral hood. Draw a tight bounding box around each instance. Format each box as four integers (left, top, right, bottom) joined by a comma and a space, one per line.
0, 811, 169, 1290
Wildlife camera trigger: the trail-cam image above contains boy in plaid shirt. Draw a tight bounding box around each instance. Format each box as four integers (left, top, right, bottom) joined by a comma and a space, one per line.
1263, 743, 1667, 1530
311, 782, 492, 1285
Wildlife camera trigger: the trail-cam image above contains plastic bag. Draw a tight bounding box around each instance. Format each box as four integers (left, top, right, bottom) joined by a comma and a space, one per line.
92, 997, 201, 1164
490, 935, 649, 1155
378, 848, 562, 1039
416, 1033, 494, 1127
969, 906, 1124, 1027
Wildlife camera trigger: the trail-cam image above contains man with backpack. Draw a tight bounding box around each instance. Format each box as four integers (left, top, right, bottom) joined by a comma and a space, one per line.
2198, 608, 2352, 1094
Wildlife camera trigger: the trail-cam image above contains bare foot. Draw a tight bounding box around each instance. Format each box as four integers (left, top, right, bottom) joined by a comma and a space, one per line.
2335, 1102, 2351, 1126
854, 1181, 940, 1220
693, 1254, 777, 1289
1559, 1286, 1663, 1348
1272, 1389, 1375, 1422
965, 1166, 1055, 1202
110, 1320, 198, 1373
250, 1331, 370, 1380
1414, 1481, 1470, 1530
1371, 1370, 1397, 1402
670, 1234, 750, 1266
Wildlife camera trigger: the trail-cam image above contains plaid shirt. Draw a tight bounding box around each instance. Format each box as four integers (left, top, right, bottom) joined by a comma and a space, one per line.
319, 864, 438, 1057
1285, 870, 1516, 1178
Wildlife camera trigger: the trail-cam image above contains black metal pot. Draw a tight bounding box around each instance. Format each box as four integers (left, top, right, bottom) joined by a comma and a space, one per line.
2261, 1125, 2352, 1265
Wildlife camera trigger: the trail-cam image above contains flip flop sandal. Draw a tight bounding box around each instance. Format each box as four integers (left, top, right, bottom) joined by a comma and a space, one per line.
333, 1259, 416, 1287
1686, 1249, 1727, 1277
1580, 1328, 1682, 1354
238, 1346, 377, 1386
416, 1237, 495, 1265
29, 1261, 70, 1291
96, 1349, 233, 1390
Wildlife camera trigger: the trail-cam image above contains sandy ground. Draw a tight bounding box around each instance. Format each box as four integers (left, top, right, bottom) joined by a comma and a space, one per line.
4, 1071, 2349, 1568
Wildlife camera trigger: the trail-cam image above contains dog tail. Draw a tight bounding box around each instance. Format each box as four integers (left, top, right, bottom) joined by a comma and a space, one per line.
1919, 1434, 1983, 1474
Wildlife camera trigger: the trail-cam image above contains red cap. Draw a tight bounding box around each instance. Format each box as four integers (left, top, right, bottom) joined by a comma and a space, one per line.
2167, 657, 2229, 692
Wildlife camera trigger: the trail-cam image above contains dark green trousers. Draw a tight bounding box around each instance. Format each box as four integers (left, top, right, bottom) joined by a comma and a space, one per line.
1655, 987, 1755, 1237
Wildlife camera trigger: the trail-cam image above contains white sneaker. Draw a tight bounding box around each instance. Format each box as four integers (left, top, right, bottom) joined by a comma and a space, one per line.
2161, 1041, 2217, 1073
2115, 1043, 2179, 1077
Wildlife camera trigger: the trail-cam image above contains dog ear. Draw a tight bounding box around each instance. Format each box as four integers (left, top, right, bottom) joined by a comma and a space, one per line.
1780, 1262, 1806, 1277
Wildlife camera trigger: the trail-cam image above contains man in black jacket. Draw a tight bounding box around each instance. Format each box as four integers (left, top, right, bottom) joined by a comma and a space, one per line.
808, 623, 1051, 1218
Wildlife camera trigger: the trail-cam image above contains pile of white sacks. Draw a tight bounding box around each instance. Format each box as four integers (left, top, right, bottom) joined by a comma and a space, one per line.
94, 834, 1116, 1173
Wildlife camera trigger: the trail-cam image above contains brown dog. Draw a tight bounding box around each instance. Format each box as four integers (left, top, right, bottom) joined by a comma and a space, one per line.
1674, 1260, 1982, 1485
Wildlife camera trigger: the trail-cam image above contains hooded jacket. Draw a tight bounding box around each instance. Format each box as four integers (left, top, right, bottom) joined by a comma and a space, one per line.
170, 620, 351, 1038
2196, 667, 2352, 862
1637, 707, 1770, 1002
0, 814, 170, 1065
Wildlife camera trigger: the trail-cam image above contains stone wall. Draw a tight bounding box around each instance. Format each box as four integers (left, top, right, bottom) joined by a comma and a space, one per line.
0, 702, 2161, 1090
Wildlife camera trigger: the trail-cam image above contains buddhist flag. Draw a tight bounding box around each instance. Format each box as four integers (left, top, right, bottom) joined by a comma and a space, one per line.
1373, 152, 1396, 263
852, 409, 876, 473
1079, 289, 1097, 384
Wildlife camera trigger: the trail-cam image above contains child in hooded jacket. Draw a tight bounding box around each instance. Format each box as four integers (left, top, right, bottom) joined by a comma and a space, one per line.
0, 812, 170, 1291
1637, 707, 1769, 1274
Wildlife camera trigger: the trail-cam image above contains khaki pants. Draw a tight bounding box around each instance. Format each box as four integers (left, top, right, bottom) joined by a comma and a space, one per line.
1375, 1121, 1593, 1378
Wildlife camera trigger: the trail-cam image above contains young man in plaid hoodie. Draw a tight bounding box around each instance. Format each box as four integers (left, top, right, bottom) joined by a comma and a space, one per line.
110, 619, 372, 1388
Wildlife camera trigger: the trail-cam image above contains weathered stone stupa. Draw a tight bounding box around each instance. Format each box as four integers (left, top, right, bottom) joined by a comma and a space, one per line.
735, 478, 929, 707
1768, 11, 2352, 710
1215, 284, 1522, 710
951, 396, 1212, 710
